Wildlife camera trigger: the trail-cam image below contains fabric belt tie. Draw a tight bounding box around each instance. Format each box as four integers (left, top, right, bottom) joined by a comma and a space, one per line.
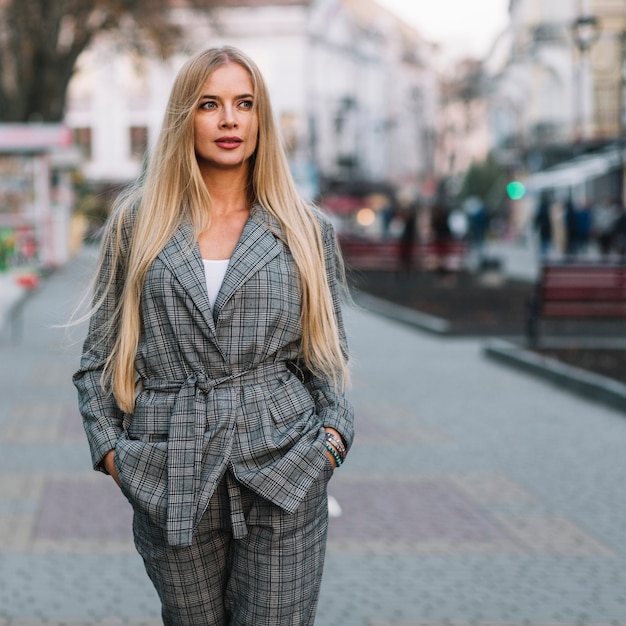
142, 362, 287, 547
225, 470, 248, 540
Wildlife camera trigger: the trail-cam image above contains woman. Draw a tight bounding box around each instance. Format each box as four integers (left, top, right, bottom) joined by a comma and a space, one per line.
73, 46, 353, 625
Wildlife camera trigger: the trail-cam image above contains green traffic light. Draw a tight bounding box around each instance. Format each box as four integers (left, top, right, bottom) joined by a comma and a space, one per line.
507, 181, 526, 200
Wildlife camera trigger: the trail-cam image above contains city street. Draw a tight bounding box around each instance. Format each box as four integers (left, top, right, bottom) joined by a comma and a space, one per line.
1, 246, 626, 625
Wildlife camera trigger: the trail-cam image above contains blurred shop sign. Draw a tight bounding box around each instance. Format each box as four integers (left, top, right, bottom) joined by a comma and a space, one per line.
0, 124, 73, 152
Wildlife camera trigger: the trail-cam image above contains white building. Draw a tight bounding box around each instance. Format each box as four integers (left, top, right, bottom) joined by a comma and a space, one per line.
436, 59, 492, 188
487, 0, 626, 216
65, 0, 439, 203
488, 0, 580, 163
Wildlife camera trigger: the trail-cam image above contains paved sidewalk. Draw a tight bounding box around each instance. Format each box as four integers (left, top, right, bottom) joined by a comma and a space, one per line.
1, 249, 626, 625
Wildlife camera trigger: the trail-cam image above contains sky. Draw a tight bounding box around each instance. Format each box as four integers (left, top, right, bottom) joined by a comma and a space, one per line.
375, 0, 510, 62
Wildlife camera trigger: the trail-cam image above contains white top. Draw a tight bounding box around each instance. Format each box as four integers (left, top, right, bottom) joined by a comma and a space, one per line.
202, 259, 230, 310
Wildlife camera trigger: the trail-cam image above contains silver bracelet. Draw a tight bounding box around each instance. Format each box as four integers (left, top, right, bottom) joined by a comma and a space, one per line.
324, 432, 346, 459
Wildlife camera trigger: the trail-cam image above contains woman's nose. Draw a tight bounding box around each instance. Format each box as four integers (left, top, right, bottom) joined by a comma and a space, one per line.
220, 106, 237, 128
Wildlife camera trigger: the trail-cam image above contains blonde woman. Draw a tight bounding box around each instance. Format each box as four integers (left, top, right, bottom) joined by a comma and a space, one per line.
73, 46, 353, 625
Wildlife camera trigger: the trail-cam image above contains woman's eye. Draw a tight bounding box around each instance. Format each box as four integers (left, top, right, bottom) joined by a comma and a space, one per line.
200, 101, 217, 110
239, 100, 253, 109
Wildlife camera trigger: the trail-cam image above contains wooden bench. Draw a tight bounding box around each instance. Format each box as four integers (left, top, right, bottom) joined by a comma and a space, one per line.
338, 235, 467, 272
526, 263, 626, 345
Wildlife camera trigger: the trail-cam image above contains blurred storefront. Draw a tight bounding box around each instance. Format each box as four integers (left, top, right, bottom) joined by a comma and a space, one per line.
0, 124, 80, 273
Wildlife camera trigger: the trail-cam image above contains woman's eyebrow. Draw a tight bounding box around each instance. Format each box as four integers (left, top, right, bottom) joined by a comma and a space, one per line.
199, 93, 254, 100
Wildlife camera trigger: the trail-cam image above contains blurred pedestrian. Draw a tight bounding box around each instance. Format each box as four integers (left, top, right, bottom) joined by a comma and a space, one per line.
533, 192, 552, 258
613, 204, 626, 259
398, 203, 418, 272
466, 198, 489, 262
564, 197, 579, 257
430, 201, 452, 271
593, 197, 618, 258
73, 46, 353, 626
431, 202, 451, 241
576, 200, 592, 255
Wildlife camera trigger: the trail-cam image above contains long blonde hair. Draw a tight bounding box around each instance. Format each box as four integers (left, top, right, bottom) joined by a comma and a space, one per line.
96, 46, 348, 413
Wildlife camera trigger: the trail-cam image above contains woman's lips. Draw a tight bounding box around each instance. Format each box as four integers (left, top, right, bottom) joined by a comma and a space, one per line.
215, 137, 242, 150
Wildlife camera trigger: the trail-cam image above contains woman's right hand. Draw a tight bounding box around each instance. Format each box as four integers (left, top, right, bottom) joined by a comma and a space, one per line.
103, 449, 122, 488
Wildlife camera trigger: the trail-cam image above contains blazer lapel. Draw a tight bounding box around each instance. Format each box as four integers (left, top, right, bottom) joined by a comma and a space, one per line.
157, 221, 217, 336
212, 205, 282, 318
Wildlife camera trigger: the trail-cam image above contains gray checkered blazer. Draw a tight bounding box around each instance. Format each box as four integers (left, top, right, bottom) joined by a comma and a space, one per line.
73, 204, 354, 547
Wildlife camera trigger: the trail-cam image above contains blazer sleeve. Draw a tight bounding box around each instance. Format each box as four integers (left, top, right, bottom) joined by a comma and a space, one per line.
304, 214, 355, 451
72, 208, 134, 472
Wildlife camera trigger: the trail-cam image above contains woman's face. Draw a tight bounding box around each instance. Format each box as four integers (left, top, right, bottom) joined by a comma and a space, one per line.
193, 62, 259, 173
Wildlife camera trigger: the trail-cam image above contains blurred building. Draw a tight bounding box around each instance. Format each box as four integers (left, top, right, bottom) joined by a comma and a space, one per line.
436, 59, 492, 194
487, 0, 626, 226
64, 0, 439, 203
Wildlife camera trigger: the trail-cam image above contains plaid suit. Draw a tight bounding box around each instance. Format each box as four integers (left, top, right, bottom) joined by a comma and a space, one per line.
73, 203, 353, 623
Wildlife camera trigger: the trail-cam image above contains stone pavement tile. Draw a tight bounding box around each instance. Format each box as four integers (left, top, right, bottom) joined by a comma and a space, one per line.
1, 403, 67, 443
319, 552, 626, 624
327, 473, 613, 558
329, 476, 511, 544
493, 513, 614, 557
369, 622, 626, 626
354, 405, 453, 445
446, 474, 539, 506
58, 406, 88, 440
0, 554, 160, 621
0, 472, 133, 553
0, 513, 35, 551
33, 475, 132, 543
1, 400, 83, 444
0, 618, 161, 624
0, 474, 45, 501
30, 361, 80, 388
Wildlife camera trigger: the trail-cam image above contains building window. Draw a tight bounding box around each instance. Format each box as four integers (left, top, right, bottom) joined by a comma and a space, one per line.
129, 126, 148, 161
73, 127, 92, 160
530, 23, 564, 45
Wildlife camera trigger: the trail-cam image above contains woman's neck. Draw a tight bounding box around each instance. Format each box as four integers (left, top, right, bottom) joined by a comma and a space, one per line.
200, 166, 251, 215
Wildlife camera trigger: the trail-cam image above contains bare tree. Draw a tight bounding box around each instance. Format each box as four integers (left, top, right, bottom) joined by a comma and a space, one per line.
0, 0, 216, 122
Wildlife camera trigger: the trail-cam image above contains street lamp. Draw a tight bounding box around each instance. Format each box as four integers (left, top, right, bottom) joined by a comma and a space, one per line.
571, 15, 601, 142
571, 15, 600, 51
571, 15, 626, 211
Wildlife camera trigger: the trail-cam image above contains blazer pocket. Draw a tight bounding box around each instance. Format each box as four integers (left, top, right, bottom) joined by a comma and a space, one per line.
114, 435, 168, 528
129, 433, 168, 443
267, 372, 317, 434
127, 395, 174, 441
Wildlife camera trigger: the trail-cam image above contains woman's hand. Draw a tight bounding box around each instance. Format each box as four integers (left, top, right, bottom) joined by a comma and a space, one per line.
102, 449, 122, 487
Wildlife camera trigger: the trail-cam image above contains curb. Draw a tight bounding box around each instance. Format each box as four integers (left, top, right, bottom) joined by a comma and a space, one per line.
483, 338, 626, 413
351, 290, 451, 335
351, 288, 626, 413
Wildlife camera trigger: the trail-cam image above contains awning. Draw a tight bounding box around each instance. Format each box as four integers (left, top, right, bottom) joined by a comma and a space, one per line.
526, 147, 623, 191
